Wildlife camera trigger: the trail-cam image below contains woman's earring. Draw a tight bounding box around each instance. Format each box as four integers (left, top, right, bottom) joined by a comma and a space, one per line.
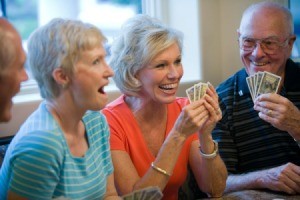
133, 78, 140, 86
62, 83, 67, 89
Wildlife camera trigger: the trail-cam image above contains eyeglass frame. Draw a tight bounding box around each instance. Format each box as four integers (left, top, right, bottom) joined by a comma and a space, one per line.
237, 36, 292, 54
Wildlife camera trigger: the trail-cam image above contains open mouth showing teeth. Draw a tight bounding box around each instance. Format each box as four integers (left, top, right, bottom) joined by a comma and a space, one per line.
252, 61, 268, 66
159, 83, 177, 90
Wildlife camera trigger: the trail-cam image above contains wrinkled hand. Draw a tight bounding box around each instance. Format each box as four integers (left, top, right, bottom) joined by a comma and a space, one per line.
261, 163, 300, 194
254, 93, 300, 138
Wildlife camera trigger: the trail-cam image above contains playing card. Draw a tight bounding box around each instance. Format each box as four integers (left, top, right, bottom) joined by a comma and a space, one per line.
194, 83, 202, 101
253, 73, 257, 97
250, 75, 256, 97
146, 187, 163, 200
246, 71, 281, 102
199, 83, 208, 99
133, 190, 142, 200
254, 72, 263, 98
186, 82, 210, 102
246, 76, 254, 101
257, 71, 281, 96
122, 186, 163, 200
186, 85, 195, 102
123, 193, 134, 200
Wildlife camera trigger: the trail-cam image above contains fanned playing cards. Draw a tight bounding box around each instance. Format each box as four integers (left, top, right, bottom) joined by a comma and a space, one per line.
53, 186, 163, 200
122, 186, 163, 200
186, 82, 209, 103
246, 71, 281, 102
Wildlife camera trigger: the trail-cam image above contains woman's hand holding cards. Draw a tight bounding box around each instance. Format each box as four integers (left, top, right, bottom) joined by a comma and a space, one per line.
184, 82, 222, 137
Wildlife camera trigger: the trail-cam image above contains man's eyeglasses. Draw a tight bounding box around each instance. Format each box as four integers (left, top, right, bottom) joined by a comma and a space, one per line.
238, 37, 290, 54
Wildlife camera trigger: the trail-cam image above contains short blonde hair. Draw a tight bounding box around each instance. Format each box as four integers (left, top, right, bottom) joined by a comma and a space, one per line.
27, 18, 106, 99
109, 14, 183, 96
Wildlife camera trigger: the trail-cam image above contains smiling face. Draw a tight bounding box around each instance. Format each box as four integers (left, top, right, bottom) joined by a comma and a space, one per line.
0, 20, 28, 122
69, 45, 114, 111
238, 6, 295, 77
136, 43, 183, 104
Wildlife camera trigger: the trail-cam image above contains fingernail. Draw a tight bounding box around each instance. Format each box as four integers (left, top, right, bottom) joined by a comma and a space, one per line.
207, 82, 213, 87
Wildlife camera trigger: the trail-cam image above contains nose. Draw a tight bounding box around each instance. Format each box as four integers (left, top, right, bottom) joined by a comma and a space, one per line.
104, 62, 114, 78
251, 42, 266, 57
167, 65, 181, 79
108, 67, 114, 77
21, 67, 29, 82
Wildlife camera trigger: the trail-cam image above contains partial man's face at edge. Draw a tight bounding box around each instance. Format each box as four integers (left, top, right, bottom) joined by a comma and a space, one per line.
0, 18, 28, 122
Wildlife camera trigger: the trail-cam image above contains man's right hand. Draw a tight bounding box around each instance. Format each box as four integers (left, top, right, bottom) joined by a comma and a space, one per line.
260, 162, 300, 194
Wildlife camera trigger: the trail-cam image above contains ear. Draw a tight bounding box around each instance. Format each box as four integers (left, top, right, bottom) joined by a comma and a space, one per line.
237, 29, 241, 37
288, 35, 296, 47
52, 68, 69, 88
133, 73, 141, 86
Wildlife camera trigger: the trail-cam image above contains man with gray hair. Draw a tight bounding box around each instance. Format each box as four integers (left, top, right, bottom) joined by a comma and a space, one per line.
213, 1, 300, 194
0, 18, 28, 122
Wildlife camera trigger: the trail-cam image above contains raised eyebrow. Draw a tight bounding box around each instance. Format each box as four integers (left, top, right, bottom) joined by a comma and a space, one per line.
152, 60, 167, 65
240, 35, 253, 39
240, 37, 255, 41
241, 36, 279, 40
262, 36, 281, 41
176, 54, 182, 59
95, 54, 106, 60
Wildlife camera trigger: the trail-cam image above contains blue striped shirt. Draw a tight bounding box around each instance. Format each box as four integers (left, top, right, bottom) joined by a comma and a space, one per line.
212, 59, 300, 174
0, 101, 113, 199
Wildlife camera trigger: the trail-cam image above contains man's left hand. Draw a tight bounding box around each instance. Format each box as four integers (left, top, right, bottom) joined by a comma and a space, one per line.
254, 93, 300, 139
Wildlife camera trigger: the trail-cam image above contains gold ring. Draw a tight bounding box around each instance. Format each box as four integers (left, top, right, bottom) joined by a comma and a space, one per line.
267, 110, 272, 115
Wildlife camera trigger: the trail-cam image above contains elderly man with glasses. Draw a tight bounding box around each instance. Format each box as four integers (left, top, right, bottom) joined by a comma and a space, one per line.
212, 1, 300, 195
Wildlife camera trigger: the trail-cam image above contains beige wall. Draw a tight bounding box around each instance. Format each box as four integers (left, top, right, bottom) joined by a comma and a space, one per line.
0, 0, 289, 137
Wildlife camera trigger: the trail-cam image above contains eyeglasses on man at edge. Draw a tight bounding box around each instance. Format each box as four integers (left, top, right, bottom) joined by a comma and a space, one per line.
238, 37, 290, 54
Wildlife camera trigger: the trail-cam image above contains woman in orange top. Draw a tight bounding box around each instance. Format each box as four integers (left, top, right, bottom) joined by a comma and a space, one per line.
102, 14, 227, 200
